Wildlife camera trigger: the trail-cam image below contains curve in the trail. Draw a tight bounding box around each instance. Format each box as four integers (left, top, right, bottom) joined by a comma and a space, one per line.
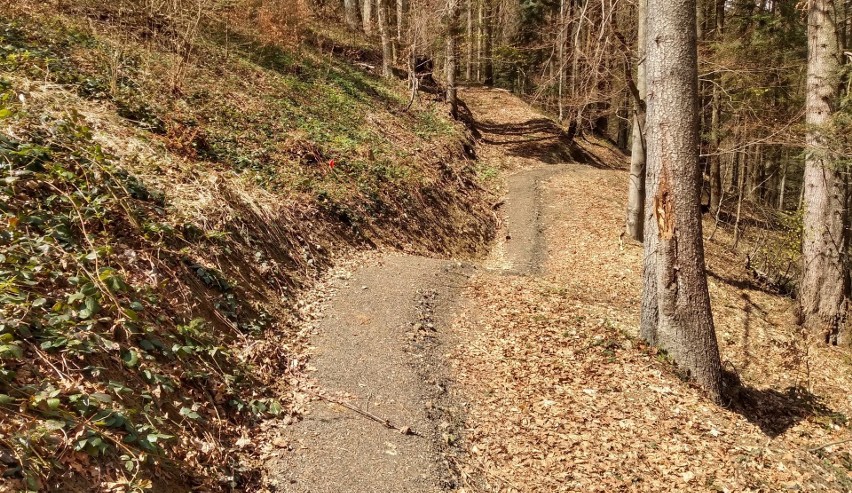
259, 84, 582, 492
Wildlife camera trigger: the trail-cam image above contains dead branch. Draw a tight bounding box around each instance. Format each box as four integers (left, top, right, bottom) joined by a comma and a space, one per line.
304, 388, 420, 436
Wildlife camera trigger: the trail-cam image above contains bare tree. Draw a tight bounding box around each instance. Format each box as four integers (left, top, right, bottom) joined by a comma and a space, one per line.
625, 0, 647, 242
482, 0, 493, 85
800, 0, 849, 345
643, 0, 723, 401
345, 0, 361, 30
398, 0, 409, 63
363, 0, 374, 34
557, 0, 567, 122
447, 0, 460, 117
378, 0, 393, 76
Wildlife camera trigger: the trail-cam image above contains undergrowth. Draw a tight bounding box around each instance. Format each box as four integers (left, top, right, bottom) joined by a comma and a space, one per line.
1, 2, 494, 491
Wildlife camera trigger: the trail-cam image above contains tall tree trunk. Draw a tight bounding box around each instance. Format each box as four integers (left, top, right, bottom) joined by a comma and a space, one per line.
466, 0, 473, 80
733, 149, 745, 248
378, 0, 392, 76
557, 0, 567, 122
483, 0, 494, 85
362, 0, 373, 34
778, 152, 787, 210
447, 0, 460, 117
714, 0, 725, 35
801, 0, 849, 345
345, 0, 361, 30
746, 144, 760, 202
626, 0, 647, 242
477, 0, 483, 81
397, 0, 408, 63
709, 83, 722, 213
644, 0, 723, 400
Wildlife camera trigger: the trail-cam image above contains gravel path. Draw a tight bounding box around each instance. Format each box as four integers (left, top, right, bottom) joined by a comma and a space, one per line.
263, 87, 572, 492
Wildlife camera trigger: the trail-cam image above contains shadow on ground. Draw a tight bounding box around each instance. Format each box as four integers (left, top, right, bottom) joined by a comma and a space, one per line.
456, 99, 616, 168
723, 370, 843, 437
707, 268, 794, 298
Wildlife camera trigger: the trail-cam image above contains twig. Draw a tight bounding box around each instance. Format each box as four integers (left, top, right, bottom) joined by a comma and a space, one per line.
808, 438, 852, 453
304, 388, 420, 436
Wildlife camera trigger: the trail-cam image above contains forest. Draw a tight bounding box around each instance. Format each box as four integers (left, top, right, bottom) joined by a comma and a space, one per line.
1, 0, 851, 491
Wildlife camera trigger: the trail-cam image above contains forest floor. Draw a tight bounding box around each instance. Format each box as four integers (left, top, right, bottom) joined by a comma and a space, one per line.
262, 87, 852, 492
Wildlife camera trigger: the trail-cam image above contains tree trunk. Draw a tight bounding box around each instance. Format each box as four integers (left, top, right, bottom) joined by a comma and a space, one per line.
466, 0, 473, 80
644, 0, 723, 401
477, 0, 483, 81
345, 0, 361, 30
378, 0, 392, 76
709, 83, 722, 213
362, 0, 373, 34
557, 0, 567, 122
447, 0, 460, 117
626, 0, 647, 242
778, 153, 787, 210
733, 150, 745, 248
483, 0, 494, 85
714, 0, 725, 35
801, 0, 848, 345
397, 0, 408, 63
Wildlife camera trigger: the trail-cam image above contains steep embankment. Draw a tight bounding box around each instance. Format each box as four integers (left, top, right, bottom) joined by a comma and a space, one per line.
0, 3, 493, 491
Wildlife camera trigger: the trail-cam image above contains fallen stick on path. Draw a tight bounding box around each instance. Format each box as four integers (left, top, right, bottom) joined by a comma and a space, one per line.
304, 388, 421, 437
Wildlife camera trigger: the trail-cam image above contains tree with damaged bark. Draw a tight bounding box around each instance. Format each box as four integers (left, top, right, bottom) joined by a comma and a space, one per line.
800, 0, 849, 345
642, 0, 723, 401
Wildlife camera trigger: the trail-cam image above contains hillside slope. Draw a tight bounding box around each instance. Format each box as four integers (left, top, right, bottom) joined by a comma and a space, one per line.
0, 2, 494, 491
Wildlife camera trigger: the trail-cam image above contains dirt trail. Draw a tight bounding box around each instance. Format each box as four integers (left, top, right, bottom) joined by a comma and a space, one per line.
486, 167, 568, 275
263, 255, 473, 492
261, 87, 852, 493
261, 88, 575, 492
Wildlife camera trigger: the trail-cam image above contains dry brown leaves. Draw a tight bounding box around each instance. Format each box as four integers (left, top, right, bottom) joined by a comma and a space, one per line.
450, 89, 852, 492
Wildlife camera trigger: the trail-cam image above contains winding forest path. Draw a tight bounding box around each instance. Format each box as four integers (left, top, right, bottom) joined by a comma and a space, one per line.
260, 88, 582, 492
261, 88, 851, 492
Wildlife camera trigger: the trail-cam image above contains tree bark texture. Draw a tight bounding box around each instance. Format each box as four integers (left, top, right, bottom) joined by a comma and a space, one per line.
482, 0, 494, 85
397, 0, 409, 63
801, 0, 848, 345
644, 0, 723, 400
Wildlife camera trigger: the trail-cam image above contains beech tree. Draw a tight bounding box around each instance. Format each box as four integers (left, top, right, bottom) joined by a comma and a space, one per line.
643, 0, 723, 401
625, 0, 646, 242
800, 0, 848, 345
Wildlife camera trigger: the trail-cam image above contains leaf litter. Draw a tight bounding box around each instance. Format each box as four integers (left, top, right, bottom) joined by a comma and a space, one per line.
449, 89, 852, 492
